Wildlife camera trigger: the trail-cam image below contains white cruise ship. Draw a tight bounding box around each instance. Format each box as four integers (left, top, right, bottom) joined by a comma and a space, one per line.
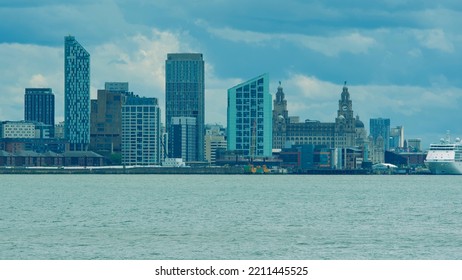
425, 135, 462, 175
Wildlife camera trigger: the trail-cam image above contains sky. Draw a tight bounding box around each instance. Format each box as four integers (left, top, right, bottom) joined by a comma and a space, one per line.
1, 0, 461, 147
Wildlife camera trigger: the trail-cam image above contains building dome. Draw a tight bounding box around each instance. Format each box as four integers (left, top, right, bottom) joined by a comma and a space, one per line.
355, 115, 364, 128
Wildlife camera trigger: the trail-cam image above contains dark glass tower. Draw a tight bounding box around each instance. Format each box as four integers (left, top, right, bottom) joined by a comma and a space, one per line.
165, 53, 205, 161
64, 35, 90, 151
24, 88, 55, 127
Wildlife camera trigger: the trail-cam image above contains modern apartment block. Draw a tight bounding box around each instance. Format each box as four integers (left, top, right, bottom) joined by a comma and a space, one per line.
170, 117, 197, 162
121, 94, 161, 165
64, 35, 90, 151
165, 53, 205, 161
227, 73, 272, 158
24, 88, 55, 128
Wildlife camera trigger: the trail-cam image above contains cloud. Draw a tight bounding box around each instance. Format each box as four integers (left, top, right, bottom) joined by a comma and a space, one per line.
199, 21, 376, 56
0, 43, 62, 121
413, 29, 454, 52
0, 28, 187, 122
277, 73, 462, 144
91, 28, 185, 92
0, 0, 145, 46
90, 28, 205, 126
204, 63, 243, 126
1, 0, 462, 145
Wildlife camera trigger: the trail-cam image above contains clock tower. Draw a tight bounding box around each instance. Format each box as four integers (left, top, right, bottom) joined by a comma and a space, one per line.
272, 82, 288, 149
335, 82, 356, 147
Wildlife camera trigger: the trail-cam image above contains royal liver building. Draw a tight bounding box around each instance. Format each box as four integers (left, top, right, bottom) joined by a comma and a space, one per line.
272, 82, 365, 150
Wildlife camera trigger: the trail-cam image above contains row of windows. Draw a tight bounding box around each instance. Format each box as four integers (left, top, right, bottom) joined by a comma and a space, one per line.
3, 127, 35, 130
235, 90, 264, 99
122, 107, 157, 112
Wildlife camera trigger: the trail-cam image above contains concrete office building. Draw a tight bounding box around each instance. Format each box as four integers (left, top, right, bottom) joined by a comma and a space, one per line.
121, 94, 161, 165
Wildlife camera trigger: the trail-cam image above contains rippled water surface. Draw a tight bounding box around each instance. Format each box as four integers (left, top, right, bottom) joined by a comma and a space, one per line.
1, 175, 461, 259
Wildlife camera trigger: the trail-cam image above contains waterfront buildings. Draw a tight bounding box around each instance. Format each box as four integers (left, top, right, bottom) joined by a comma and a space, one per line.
0, 121, 65, 153
54, 121, 65, 139
121, 94, 161, 165
170, 117, 197, 162
227, 73, 272, 158
64, 35, 90, 151
165, 53, 205, 161
272, 82, 289, 149
0, 150, 103, 167
390, 126, 404, 150
366, 118, 391, 163
272, 82, 361, 150
407, 138, 422, 152
368, 134, 385, 163
90, 82, 129, 155
0, 121, 36, 139
24, 88, 55, 128
205, 124, 227, 164
370, 118, 390, 151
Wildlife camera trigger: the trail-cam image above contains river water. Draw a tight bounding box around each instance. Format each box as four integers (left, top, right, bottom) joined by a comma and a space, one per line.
0, 174, 461, 259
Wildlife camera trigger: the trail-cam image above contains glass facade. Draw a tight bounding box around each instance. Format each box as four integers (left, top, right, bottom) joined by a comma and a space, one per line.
165, 53, 204, 161
64, 36, 90, 151
171, 117, 197, 162
24, 88, 55, 128
121, 96, 161, 165
227, 73, 272, 157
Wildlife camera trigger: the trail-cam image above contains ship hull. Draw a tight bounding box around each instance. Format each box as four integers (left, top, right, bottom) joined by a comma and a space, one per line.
425, 161, 462, 175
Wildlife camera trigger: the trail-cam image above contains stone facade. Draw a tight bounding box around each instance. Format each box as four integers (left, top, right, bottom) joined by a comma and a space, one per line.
273, 82, 363, 150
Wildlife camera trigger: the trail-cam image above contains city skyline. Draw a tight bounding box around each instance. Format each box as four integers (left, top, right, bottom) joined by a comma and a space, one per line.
1, 1, 461, 148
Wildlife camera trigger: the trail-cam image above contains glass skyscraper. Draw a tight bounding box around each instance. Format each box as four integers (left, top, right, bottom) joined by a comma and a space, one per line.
64, 35, 90, 151
165, 53, 205, 161
227, 73, 272, 158
24, 88, 55, 127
